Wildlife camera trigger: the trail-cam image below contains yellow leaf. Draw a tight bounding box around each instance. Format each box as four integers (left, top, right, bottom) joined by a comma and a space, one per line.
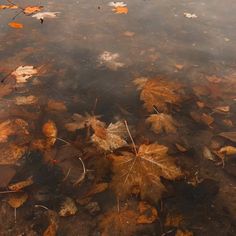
146, 113, 177, 134
112, 6, 128, 14
8, 176, 33, 191
8, 192, 28, 208
8, 22, 23, 29
0, 5, 18, 9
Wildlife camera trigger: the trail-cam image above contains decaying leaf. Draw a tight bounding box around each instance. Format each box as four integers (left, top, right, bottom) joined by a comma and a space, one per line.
65, 113, 104, 132
15, 95, 38, 105
8, 176, 33, 191
136, 201, 158, 224
84, 182, 108, 197
218, 132, 236, 143
218, 146, 236, 155
42, 120, 57, 145
0, 144, 27, 165
8, 22, 23, 29
222, 119, 233, 128
134, 77, 183, 112
91, 121, 128, 151
214, 106, 230, 113
100, 208, 138, 236
175, 64, 184, 70
59, 197, 78, 216
24, 6, 43, 15
146, 113, 177, 134
110, 143, 182, 201
12, 65, 37, 83
47, 99, 67, 112
99, 51, 124, 70
176, 229, 193, 236
32, 12, 60, 20
8, 192, 28, 208
112, 6, 128, 14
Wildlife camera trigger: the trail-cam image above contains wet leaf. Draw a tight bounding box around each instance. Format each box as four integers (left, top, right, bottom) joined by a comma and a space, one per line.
134, 77, 183, 112
146, 113, 177, 134
0, 5, 18, 9
42, 120, 57, 145
164, 212, 184, 227
110, 143, 182, 201
8, 192, 28, 208
218, 146, 236, 155
84, 182, 108, 197
202, 146, 215, 161
175, 64, 184, 70
190, 111, 214, 126
59, 197, 78, 216
12, 65, 37, 83
32, 12, 60, 20
8, 176, 33, 191
219, 132, 236, 143
222, 119, 233, 128
136, 201, 158, 224
24, 6, 43, 15
91, 121, 128, 151
47, 99, 67, 112
15, 95, 38, 105
112, 6, 128, 14
65, 113, 104, 132
176, 229, 193, 236
43, 222, 57, 236
8, 22, 23, 29
175, 143, 187, 152
99, 51, 124, 70
214, 105, 230, 113
0, 144, 27, 165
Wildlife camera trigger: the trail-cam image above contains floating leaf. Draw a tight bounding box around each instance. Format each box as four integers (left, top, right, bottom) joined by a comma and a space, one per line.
24, 6, 43, 15
32, 12, 60, 20
59, 197, 78, 216
12, 65, 37, 83
99, 51, 124, 70
146, 113, 177, 134
134, 77, 183, 112
184, 13, 197, 18
0, 5, 18, 9
112, 6, 128, 14
8, 176, 33, 191
110, 143, 182, 201
8, 22, 23, 29
8, 192, 28, 208
91, 121, 128, 151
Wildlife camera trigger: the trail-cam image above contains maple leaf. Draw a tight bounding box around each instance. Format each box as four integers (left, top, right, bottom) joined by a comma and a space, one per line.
112, 6, 128, 14
65, 113, 104, 132
91, 121, 128, 151
12, 65, 37, 83
24, 6, 43, 15
134, 77, 183, 112
146, 113, 178, 134
8, 22, 23, 29
110, 143, 182, 201
32, 12, 60, 20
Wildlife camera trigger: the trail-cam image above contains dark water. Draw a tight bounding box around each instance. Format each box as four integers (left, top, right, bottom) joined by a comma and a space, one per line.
1, 0, 236, 235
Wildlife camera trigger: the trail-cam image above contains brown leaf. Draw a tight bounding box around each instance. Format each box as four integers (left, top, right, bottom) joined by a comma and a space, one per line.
134, 77, 183, 112
42, 120, 57, 146
164, 212, 184, 227
15, 95, 38, 105
175, 64, 184, 70
110, 143, 182, 201
175, 229, 193, 236
47, 99, 67, 112
175, 143, 187, 152
24, 6, 43, 15
214, 106, 230, 113
8, 192, 28, 208
190, 112, 214, 126
91, 121, 128, 151
59, 197, 78, 217
218, 146, 236, 155
8, 22, 23, 29
136, 201, 158, 224
8, 176, 33, 191
146, 113, 177, 134
43, 222, 57, 236
84, 182, 108, 197
218, 132, 236, 143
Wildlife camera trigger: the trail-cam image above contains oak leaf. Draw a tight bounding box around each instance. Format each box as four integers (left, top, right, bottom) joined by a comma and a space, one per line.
146, 113, 177, 134
110, 143, 182, 201
134, 77, 183, 112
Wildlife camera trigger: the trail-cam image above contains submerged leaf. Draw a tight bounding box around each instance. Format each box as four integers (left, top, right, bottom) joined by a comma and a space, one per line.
8, 192, 28, 208
42, 120, 57, 145
15, 95, 38, 105
59, 197, 78, 216
136, 201, 158, 224
12, 65, 37, 83
146, 113, 177, 134
110, 143, 182, 201
8, 176, 33, 191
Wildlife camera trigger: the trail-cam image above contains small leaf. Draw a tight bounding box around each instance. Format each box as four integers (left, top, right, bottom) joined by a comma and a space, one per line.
24, 6, 43, 14
8, 192, 28, 208
59, 197, 78, 217
8, 176, 33, 191
8, 22, 23, 29
218, 146, 236, 155
112, 6, 128, 14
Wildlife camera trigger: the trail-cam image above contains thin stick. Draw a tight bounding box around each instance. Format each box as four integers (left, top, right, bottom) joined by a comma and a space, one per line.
153, 105, 160, 114
0, 190, 22, 194
73, 157, 86, 186
92, 97, 98, 115
35, 204, 49, 211
56, 137, 71, 145
117, 196, 120, 213
14, 208, 16, 224
62, 168, 71, 181
124, 120, 138, 155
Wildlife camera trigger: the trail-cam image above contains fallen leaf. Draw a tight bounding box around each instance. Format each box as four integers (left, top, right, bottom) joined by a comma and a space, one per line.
0, 144, 27, 165
24, 6, 43, 15
43, 222, 57, 236
206, 75, 222, 83
112, 6, 128, 14
84, 182, 108, 197
222, 119, 233, 127
123, 31, 135, 37
32, 12, 60, 20
134, 77, 183, 112
218, 132, 236, 143
214, 106, 230, 113
110, 143, 182, 201
190, 111, 214, 126
175, 64, 184, 70
12, 65, 37, 83
8, 192, 28, 208
196, 101, 205, 108
8, 22, 23, 29
42, 120, 57, 145
99, 51, 124, 70
47, 99, 67, 112
202, 146, 215, 161
146, 113, 177, 134
65, 113, 104, 132
91, 121, 128, 151
136, 201, 158, 224
8, 176, 33, 191
0, 5, 18, 9
59, 197, 78, 216
175, 143, 187, 152
184, 12, 197, 18
176, 229, 193, 236
108, 2, 127, 7
218, 146, 236, 155
15, 95, 38, 105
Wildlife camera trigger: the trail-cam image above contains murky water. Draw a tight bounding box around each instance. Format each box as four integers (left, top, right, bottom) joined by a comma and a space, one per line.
1, 0, 236, 235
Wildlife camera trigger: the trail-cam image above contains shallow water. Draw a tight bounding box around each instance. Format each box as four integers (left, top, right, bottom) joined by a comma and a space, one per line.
1, 0, 236, 235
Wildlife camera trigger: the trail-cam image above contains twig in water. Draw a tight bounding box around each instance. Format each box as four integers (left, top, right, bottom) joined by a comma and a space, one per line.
73, 157, 86, 186
62, 168, 71, 181
56, 137, 71, 145
35, 204, 50, 211
0, 190, 22, 194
